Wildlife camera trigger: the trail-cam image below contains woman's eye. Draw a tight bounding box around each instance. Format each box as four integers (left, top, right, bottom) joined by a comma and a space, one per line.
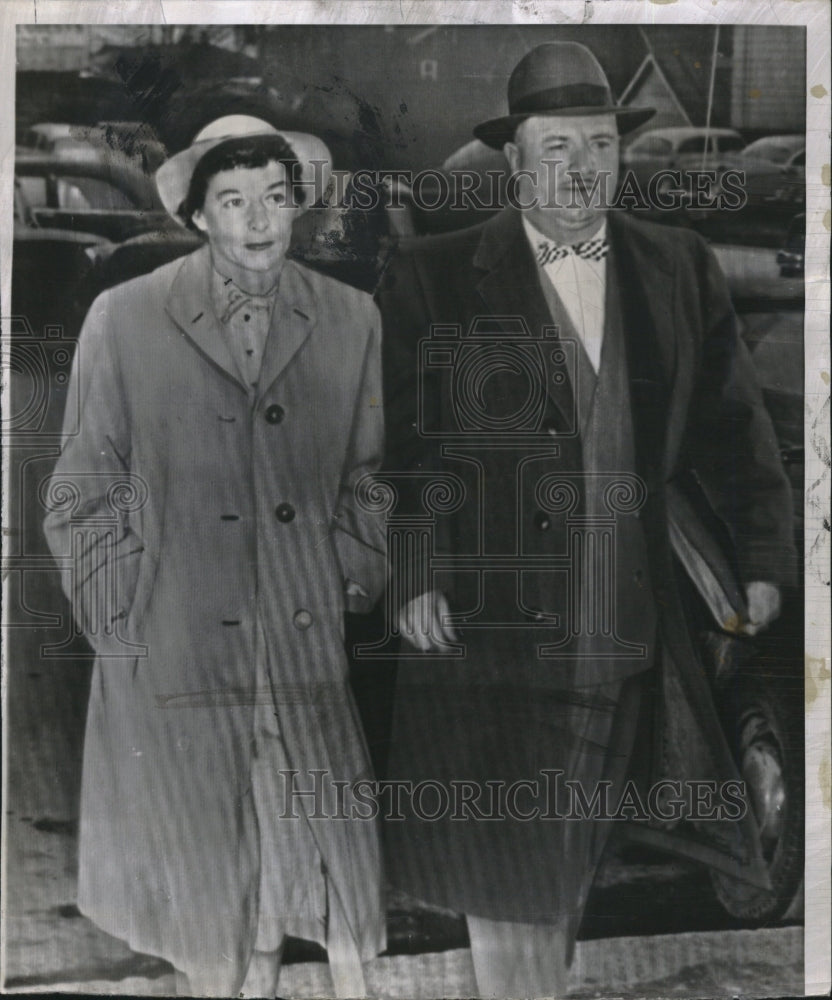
267, 193, 286, 205
222, 197, 244, 209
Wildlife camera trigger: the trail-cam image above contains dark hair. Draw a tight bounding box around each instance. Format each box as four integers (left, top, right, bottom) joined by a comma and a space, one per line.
179, 133, 306, 227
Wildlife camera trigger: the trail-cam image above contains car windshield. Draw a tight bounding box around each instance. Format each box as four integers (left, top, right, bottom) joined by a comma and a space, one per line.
15, 171, 138, 211
717, 135, 746, 152
631, 136, 673, 155
60, 176, 136, 210
677, 136, 710, 154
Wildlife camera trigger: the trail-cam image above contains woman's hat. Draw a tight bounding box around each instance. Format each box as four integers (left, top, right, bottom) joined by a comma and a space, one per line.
473, 42, 655, 149
155, 115, 333, 222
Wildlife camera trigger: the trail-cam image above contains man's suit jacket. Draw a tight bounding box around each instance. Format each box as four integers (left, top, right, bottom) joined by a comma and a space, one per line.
376, 206, 796, 921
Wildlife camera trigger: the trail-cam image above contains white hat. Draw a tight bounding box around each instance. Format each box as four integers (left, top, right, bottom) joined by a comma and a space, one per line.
155, 115, 333, 223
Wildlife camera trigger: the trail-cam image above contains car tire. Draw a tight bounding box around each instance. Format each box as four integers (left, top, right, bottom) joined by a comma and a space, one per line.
709, 670, 804, 922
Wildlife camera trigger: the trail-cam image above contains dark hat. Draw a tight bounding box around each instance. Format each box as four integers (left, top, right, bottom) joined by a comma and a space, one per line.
473, 42, 655, 149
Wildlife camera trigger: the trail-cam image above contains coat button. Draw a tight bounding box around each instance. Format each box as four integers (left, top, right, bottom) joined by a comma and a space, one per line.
275, 503, 295, 523
533, 510, 551, 531
265, 404, 285, 424
293, 609, 313, 630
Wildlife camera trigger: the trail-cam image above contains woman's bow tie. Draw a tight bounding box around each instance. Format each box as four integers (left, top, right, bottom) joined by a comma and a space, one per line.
535, 235, 609, 266
219, 282, 278, 324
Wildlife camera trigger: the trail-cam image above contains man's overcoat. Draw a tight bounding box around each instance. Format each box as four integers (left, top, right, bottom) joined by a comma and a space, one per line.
43, 246, 387, 981
377, 207, 796, 930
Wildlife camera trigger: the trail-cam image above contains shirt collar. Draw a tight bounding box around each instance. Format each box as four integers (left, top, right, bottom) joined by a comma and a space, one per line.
210, 268, 280, 326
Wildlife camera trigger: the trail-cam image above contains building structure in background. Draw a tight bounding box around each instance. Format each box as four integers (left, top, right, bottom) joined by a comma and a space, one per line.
16, 25, 805, 167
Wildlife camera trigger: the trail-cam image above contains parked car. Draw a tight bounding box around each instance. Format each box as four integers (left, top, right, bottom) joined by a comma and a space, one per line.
715, 134, 805, 208
19, 120, 168, 174
14, 147, 173, 243
776, 213, 805, 277
621, 126, 746, 198
18, 122, 76, 151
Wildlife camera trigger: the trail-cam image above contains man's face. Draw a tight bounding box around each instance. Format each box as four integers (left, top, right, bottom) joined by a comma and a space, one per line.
504, 113, 620, 238
191, 161, 302, 281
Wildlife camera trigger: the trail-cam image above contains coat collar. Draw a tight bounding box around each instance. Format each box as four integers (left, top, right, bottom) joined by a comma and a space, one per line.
165, 245, 317, 395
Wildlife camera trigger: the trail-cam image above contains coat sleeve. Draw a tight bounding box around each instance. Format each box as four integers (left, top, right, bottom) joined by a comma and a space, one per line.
678, 236, 798, 589
42, 290, 146, 655
330, 300, 388, 614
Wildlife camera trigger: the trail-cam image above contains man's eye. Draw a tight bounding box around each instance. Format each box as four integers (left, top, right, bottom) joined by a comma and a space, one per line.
266, 193, 286, 205
222, 197, 244, 209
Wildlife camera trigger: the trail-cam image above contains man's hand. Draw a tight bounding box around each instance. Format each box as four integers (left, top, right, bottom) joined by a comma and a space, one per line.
742, 581, 782, 636
397, 590, 459, 652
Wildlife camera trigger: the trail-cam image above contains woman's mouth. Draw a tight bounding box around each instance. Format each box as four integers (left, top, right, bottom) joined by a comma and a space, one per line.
245, 241, 275, 251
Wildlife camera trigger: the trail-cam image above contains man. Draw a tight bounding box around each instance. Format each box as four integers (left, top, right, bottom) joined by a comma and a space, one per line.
43, 116, 386, 997
377, 43, 795, 996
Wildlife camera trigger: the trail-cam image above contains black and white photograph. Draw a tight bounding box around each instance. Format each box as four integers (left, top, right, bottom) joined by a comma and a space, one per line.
1, 3, 829, 998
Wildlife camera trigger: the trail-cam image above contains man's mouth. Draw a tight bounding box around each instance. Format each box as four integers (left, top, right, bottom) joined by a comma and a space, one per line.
245, 241, 275, 251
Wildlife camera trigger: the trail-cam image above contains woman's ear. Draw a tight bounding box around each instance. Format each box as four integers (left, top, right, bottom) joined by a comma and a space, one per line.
191, 209, 208, 234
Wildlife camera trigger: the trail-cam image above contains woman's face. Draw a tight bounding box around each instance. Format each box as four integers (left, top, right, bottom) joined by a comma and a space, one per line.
191, 160, 303, 281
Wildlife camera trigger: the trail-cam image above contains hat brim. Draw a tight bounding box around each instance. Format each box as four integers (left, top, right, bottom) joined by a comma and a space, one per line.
155, 130, 333, 224
473, 105, 656, 149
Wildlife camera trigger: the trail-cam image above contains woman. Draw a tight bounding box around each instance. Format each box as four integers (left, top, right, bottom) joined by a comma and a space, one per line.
44, 116, 387, 997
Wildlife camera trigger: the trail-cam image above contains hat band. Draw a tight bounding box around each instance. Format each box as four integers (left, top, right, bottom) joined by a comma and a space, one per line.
510, 83, 612, 115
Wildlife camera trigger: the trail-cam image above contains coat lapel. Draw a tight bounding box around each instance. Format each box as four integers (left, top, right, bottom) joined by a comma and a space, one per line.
165, 245, 247, 391
473, 208, 574, 426
607, 211, 676, 490
257, 260, 316, 396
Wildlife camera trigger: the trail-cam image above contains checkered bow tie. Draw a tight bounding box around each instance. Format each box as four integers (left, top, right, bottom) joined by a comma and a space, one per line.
535, 235, 609, 266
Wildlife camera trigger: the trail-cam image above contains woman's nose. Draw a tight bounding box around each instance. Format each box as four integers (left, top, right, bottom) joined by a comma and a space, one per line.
247, 202, 268, 230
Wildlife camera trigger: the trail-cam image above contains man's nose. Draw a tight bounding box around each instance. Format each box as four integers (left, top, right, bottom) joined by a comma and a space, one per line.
567, 140, 595, 176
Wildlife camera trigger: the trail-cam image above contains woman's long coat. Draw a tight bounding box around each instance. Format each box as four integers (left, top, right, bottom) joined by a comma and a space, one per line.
43, 246, 388, 984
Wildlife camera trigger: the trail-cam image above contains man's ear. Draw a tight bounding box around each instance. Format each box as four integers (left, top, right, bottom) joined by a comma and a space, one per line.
191, 209, 208, 235
503, 141, 521, 173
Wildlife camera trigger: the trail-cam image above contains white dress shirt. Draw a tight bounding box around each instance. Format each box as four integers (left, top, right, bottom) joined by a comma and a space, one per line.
522, 216, 608, 373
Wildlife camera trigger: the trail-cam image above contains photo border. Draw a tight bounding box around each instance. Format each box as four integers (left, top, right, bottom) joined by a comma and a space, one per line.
1, 2, 829, 995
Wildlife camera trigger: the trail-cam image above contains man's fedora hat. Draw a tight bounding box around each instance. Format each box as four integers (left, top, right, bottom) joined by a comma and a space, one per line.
155, 115, 332, 223
473, 42, 655, 149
